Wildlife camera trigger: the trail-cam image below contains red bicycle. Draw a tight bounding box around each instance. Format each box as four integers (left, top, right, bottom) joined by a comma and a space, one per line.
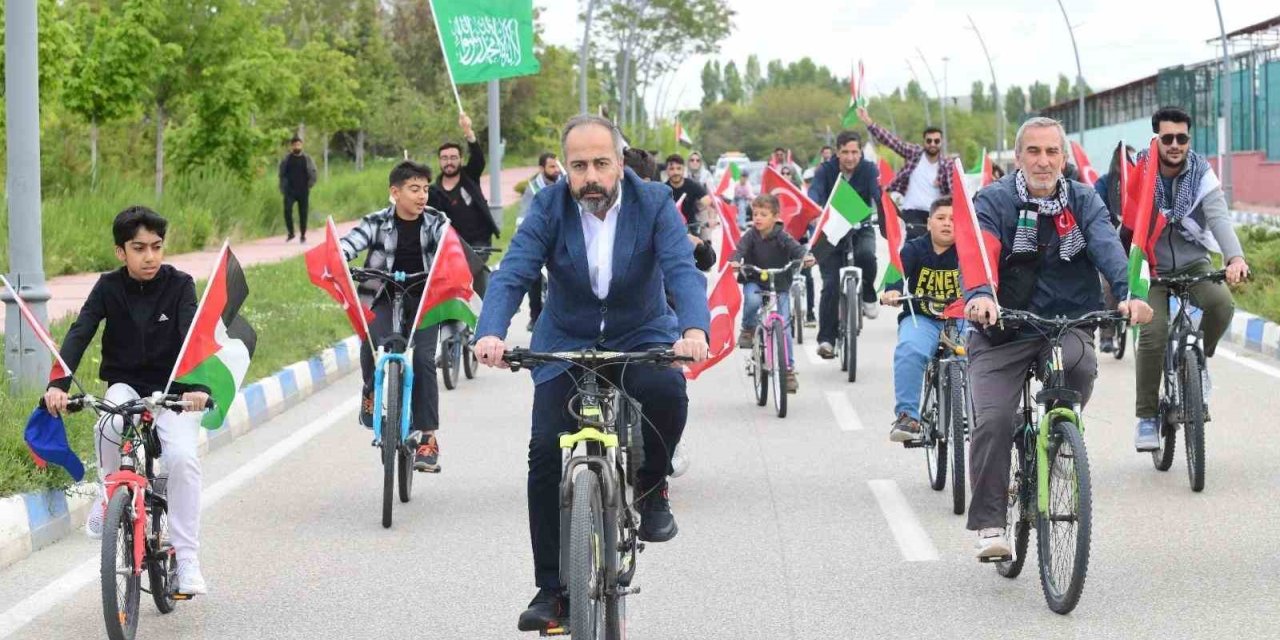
68, 392, 211, 640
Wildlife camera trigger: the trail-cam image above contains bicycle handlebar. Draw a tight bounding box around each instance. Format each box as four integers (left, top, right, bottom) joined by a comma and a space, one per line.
350, 268, 428, 288
501, 347, 692, 371
1151, 269, 1228, 288
66, 392, 214, 416
737, 259, 804, 278
884, 294, 959, 306
471, 247, 503, 257
998, 308, 1125, 330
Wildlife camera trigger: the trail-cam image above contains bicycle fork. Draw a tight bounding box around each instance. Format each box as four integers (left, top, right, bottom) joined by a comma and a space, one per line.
372, 348, 416, 447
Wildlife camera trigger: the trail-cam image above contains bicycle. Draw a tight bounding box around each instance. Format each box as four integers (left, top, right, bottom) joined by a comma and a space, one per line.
502, 348, 689, 639
438, 247, 501, 390
739, 260, 803, 419
894, 295, 971, 515
988, 308, 1121, 615
835, 243, 864, 383
350, 267, 429, 528
65, 392, 213, 640
790, 271, 807, 345
1149, 269, 1227, 492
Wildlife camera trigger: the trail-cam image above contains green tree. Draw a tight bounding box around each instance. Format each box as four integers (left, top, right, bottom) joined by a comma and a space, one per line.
700, 60, 721, 108
744, 54, 762, 101
1005, 85, 1027, 120
722, 60, 744, 104
1053, 73, 1072, 104
344, 0, 397, 170
1029, 81, 1052, 111
289, 38, 362, 178
906, 80, 928, 104
970, 81, 987, 112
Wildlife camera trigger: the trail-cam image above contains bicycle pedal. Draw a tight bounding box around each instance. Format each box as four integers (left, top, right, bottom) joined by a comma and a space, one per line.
172, 593, 194, 601
540, 624, 569, 637
977, 554, 1012, 564
901, 440, 926, 449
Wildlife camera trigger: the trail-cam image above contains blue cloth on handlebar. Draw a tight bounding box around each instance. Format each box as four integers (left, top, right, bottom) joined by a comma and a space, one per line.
24, 405, 85, 481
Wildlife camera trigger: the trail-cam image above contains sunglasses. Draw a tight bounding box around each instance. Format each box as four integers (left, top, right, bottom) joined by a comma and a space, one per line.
781, 170, 792, 175
924, 138, 942, 145
1160, 133, 1190, 146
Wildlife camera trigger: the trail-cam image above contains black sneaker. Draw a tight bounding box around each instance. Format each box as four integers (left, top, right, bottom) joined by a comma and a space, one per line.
636, 482, 678, 542
1099, 337, 1115, 353
360, 391, 374, 429
517, 588, 568, 632
286, 232, 295, 242
414, 433, 441, 473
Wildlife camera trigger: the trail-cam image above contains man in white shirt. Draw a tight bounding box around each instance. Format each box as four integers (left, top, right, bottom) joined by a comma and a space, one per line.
858, 107, 954, 239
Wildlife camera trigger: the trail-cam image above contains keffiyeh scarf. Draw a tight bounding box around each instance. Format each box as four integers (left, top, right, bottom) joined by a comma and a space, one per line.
1013, 170, 1086, 261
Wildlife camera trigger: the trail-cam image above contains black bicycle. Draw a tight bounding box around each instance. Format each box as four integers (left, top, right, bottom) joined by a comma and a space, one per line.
351, 267, 429, 528
1150, 269, 1227, 492
895, 295, 971, 515
504, 348, 689, 639
989, 308, 1123, 615
439, 247, 501, 390
66, 392, 213, 640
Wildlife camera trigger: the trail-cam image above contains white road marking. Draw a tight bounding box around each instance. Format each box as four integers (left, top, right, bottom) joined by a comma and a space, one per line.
868, 479, 940, 562
0, 398, 360, 639
825, 391, 863, 431
1218, 347, 1280, 380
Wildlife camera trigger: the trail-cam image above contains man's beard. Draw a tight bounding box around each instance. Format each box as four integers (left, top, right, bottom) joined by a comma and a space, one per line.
924, 147, 940, 159
1159, 153, 1185, 171
442, 165, 460, 177
543, 170, 559, 183
574, 181, 620, 215
292, 149, 302, 155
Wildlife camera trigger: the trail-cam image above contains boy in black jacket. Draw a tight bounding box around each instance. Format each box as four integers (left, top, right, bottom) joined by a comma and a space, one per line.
880, 197, 963, 443
729, 194, 814, 393
43, 206, 212, 595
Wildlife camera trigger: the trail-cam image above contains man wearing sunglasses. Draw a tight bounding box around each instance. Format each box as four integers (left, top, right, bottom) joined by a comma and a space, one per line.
1132, 106, 1249, 452
857, 106, 953, 239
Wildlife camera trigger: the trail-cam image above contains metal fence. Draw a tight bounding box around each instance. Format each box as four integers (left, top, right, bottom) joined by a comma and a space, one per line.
1156, 48, 1280, 160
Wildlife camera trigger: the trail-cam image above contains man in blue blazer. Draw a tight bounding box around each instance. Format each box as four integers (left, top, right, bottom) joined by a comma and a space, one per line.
474, 115, 711, 630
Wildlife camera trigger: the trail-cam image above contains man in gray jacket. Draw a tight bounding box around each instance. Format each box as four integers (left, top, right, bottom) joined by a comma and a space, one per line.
1133, 107, 1250, 451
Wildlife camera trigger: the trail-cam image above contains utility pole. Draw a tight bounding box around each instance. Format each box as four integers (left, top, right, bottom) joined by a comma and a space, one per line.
1056, 0, 1087, 147
905, 59, 932, 125
578, 0, 597, 114
488, 79, 504, 230
4, 0, 51, 392
968, 15, 1004, 154
942, 56, 951, 158
1213, 0, 1234, 206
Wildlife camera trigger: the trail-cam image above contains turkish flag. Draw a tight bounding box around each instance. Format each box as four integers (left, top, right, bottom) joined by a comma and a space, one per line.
761, 166, 824, 240
950, 162, 1001, 293
305, 217, 374, 341
684, 264, 742, 381
710, 198, 740, 271
1070, 141, 1100, 187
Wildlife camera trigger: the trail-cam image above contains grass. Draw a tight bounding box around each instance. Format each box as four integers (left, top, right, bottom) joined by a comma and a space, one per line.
1230, 225, 1280, 324
0, 254, 360, 497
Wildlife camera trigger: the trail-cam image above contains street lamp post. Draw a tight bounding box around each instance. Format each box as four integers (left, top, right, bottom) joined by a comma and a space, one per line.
917, 48, 946, 156
905, 59, 932, 126
578, 0, 597, 114
942, 56, 950, 158
967, 15, 1004, 154
1213, 0, 1233, 206
1055, 0, 1087, 147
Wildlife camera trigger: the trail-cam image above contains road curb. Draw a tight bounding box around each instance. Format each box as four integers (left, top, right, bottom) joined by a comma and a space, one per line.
0, 335, 361, 571
1231, 209, 1280, 227
1224, 308, 1280, 360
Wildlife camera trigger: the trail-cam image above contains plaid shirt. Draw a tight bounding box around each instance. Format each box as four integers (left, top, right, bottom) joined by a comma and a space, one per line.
867, 121, 953, 200
340, 205, 450, 297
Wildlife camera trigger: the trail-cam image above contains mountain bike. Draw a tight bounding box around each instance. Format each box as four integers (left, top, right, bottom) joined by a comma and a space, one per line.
351, 267, 429, 528
989, 308, 1122, 615
835, 242, 864, 382
1150, 269, 1226, 492
66, 392, 214, 640
739, 260, 803, 418
438, 247, 501, 390
503, 348, 689, 639
896, 295, 971, 515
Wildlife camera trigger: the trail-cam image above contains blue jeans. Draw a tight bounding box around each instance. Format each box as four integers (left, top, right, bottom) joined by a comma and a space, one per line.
893, 316, 945, 419
742, 282, 794, 369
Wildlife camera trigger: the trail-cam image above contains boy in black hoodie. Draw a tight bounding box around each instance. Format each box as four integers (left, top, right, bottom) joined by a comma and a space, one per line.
43, 206, 212, 595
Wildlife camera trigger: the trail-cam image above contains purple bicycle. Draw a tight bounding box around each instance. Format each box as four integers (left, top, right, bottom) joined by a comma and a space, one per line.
739, 260, 803, 418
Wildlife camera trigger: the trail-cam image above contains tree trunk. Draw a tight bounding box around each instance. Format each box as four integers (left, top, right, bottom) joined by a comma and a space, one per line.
154, 102, 166, 199
355, 129, 366, 171
90, 119, 99, 190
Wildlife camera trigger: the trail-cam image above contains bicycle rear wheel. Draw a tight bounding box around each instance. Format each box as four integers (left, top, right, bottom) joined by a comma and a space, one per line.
463, 342, 478, 379
922, 363, 947, 492
1036, 419, 1092, 615
843, 276, 858, 382
440, 335, 460, 390
1181, 352, 1206, 492
147, 496, 177, 614
568, 471, 606, 639
382, 361, 403, 528
102, 490, 141, 640
792, 285, 805, 345
996, 441, 1031, 579
949, 364, 968, 515
753, 328, 768, 407
1112, 322, 1127, 360
770, 320, 788, 418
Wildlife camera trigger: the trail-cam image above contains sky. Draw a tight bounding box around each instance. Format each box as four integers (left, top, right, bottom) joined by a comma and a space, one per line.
536, 0, 1279, 117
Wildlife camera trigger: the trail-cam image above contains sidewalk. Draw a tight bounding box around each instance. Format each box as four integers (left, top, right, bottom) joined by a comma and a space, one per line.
2, 165, 535, 327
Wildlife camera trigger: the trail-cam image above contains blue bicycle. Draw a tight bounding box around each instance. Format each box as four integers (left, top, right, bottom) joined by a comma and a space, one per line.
351, 267, 427, 528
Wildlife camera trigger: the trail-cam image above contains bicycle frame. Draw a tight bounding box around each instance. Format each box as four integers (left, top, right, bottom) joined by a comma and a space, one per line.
1163, 291, 1204, 409
755, 289, 789, 372
367, 274, 419, 446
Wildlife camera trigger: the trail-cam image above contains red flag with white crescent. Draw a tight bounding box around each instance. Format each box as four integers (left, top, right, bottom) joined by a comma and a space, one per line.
683, 263, 742, 380
760, 166, 823, 241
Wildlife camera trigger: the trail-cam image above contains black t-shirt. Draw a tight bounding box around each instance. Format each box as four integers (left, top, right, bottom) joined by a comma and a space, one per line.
436, 182, 490, 246
668, 179, 707, 225
393, 214, 425, 274
888, 234, 961, 320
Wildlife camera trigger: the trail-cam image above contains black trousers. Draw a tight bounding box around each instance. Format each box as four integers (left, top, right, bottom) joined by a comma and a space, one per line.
528, 356, 688, 588
284, 190, 310, 237
900, 208, 930, 240
817, 226, 878, 345
803, 266, 815, 314
527, 273, 544, 320
359, 292, 440, 431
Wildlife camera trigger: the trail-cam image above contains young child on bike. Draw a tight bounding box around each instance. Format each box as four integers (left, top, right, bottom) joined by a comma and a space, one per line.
880, 196, 962, 443
728, 193, 814, 393
340, 161, 451, 473
42, 206, 212, 595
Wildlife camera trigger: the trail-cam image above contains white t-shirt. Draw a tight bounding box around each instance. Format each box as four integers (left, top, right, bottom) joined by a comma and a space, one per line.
901, 156, 942, 211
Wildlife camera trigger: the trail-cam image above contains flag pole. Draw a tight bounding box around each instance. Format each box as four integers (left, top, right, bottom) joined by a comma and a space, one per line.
428, 0, 466, 114
0, 275, 87, 396
165, 240, 230, 395
905, 276, 919, 328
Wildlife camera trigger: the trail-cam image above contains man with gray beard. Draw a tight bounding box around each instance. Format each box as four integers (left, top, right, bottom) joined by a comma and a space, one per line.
474, 115, 710, 631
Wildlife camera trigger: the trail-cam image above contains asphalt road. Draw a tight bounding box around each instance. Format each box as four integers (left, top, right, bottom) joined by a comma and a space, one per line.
3, 282, 1280, 639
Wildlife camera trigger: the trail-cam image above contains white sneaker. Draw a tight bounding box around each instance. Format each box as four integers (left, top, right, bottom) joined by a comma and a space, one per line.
85, 493, 106, 540
974, 527, 1011, 560
861, 301, 879, 319
177, 558, 208, 595
670, 443, 690, 478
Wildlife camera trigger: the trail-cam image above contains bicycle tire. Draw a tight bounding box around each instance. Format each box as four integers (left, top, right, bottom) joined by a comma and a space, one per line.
997, 441, 1031, 579
1036, 419, 1092, 615
1152, 416, 1177, 472
1182, 352, 1206, 492
792, 285, 805, 345
382, 361, 402, 528
397, 441, 414, 503
844, 276, 858, 383
1113, 322, 1127, 360
568, 471, 606, 639
922, 363, 947, 491
770, 319, 788, 418
753, 328, 769, 407
147, 501, 176, 614
949, 364, 968, 515
440, 336, 459, 391
102, 490, 141, 640
463, 343, 478, 380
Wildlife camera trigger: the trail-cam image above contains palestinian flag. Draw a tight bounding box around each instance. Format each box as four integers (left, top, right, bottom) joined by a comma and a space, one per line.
168, 242, 256, 429
1126, 138, 1160, 300
962, 150, 994, 194
879, 190, 907, 290
411, 227, 480, 331
714, 162, 742, 199
0, 274, 76, 385
675, 120, 693, 148
808, 178, 872, 261
877, 156, 896, 189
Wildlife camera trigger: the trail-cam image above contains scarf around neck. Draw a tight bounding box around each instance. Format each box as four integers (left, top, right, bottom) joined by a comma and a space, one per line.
1013, 170, 1086, 261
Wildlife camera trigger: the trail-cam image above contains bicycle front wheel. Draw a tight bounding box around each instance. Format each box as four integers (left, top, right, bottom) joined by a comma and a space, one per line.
792, 286, 805, 345
922, 364, 947, 492
949, 364, 969, 515
1181, 352, 1206, 492
568, 471, 606, 639
770, 320, 788, 418
843, 277, 858, 382
1036, 419, 1092, 614
1113, 322, 1127, 360
382, 361, 403, 528
753, 328, 769, 407
102, 489, 141, 640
